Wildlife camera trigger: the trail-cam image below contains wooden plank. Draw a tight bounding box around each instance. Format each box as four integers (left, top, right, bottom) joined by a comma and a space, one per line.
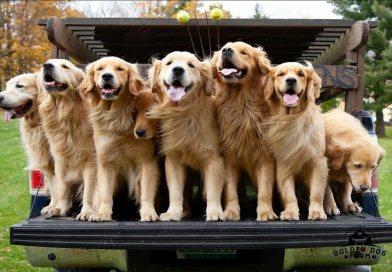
314, 65, 358, 89
46, 17, 98, 63
313, 21, 369, 65
317, 88, 345, 104
37, 18, 377, 29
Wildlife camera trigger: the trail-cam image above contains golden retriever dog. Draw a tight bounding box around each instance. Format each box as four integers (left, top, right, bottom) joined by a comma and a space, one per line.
38, 59, 96, 221
265, 61, 328, 220
148, 51, 226, 221
322, 109, 386, 215
134, 89, 158, 140
79, 56, 160, 222
0, 73, 57, 214
211, 41, 277, 221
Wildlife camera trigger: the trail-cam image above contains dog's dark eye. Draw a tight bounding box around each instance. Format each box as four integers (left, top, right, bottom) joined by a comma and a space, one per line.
62, 65, 70, 69
166, 61, 172, 66
241, 51, 247, 55
278, 73, 285, 77
117, 67, 124, 71
188, 63, 195, 68
16, 84, 24, 88
97, 67, 103, 71
298, 71, 305, 77
354, 164, 362, 168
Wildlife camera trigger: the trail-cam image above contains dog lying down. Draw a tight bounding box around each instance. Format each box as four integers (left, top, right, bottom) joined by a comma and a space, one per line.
323, 109, 386, 215
0, 73, 56, 214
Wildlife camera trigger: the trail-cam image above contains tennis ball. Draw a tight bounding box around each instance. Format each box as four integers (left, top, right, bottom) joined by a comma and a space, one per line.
177, 11, 190, 23
210, 8, 223, 20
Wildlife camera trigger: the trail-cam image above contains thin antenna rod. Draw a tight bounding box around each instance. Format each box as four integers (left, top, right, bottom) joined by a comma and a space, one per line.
217, 20, 220, 50
205, 11, 212, 57
194, 12, 205, 59
186, 23, 198, 58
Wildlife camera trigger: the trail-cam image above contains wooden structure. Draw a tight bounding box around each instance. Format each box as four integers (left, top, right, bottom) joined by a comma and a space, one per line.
38, 17, 377, 116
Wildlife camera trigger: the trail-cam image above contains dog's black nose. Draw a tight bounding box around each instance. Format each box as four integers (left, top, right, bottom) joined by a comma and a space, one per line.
102, 73, 113, 81
172, 66, 184, 76
360, 184, 370, 191
222, 47, 234, 56
43, 63, 54, 70
0, 95, 4, 103
286, 77, 297, 85
135, 128, 146, 137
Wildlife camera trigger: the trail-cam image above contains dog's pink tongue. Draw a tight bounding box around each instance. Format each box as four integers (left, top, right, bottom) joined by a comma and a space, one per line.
4, 110, 13, 122
101, 88, 116, 94
44, 81, 55, 87
168, 86, 186, 102
283, 93, 299, 105
219, 68, 238, 76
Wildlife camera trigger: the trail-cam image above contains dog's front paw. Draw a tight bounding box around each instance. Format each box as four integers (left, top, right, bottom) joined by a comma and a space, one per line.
48, 207, 68, 217
88, 212, 112, 222
308, 208, 327, 220
76, 212, 92, 221
280, 210, 300, 221
206, 207, 226, 221
343, 202, 362, 213
257, 208, 278, 221
224, 203, 240, 221
140, 208, 159, 222
41, 205, 55, 215
160, 208, 183, 221
324, 205, 340, 216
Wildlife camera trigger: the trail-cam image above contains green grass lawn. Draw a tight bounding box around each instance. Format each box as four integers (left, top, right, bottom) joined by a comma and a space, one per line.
1, 119, 392, 271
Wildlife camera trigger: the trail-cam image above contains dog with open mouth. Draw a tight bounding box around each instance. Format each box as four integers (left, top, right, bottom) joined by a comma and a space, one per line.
211, 41, 277, 221
322, 109, 386, 215
38, 59, 97, 221
148, 51, 226, 221
0, 73, 57, 214
79, 56, 160, 222
265, 61, 328, 220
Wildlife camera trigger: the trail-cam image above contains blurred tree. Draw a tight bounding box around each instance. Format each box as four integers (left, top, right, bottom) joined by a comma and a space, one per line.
85, 1, 232, 19
0, 0, 85, 91
331, 0, 392, 136
250, 2, 269, 19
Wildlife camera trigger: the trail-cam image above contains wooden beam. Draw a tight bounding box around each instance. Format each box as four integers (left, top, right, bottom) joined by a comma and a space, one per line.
317, 88, 346, 104
313, 21, 369, 65
46, 17, 98, 63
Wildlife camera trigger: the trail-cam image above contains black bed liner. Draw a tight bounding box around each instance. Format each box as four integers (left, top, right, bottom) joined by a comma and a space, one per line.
11, 213, 392, 250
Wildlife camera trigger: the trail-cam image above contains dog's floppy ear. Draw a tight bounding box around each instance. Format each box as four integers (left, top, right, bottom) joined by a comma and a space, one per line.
328, 140, 350, 170
264, 68, 275, 101
256, 47, 271, 75
378, 146, 386, 165
79, 62, 100, 106
304, 61, 322, 101
148, 58, 162, 94
210, 52, 219, 79
129, 64, 145, 96
201, 60, 214, 96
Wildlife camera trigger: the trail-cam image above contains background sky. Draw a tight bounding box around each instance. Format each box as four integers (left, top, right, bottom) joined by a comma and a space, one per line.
218, 1, 341, 19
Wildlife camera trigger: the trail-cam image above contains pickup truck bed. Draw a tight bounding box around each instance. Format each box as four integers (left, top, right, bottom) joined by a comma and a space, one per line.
11, 213, 392, 250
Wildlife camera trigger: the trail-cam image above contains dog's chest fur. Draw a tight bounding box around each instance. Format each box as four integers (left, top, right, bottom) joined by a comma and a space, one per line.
20, 111, 54, 173
40, 94, 95, 166
216, 89, 270, 167
152, 96, 220, 170
91, 98, 155, 165
266, 105, 325, 175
